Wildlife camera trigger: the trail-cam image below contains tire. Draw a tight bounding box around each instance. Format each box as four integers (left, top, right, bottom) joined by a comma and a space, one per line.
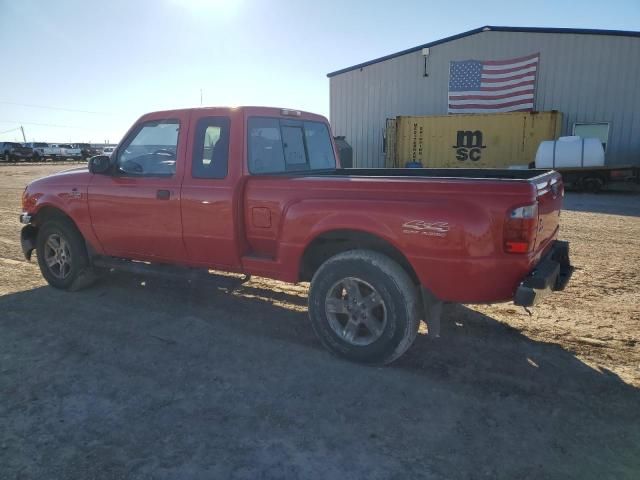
308, 249, 420, 365
583, 177, 603, 193
36, 217, 91, 290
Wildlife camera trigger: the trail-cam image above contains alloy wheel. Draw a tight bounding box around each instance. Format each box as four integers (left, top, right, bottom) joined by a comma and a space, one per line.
43, 233, 72, 279
324, 277, 387, 346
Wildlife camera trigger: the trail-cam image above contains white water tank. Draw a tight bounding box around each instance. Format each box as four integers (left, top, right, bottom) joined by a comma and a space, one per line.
535, 136, 605, 169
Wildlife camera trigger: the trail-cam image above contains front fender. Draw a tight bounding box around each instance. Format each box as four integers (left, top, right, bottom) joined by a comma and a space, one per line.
27, 193, 104, 256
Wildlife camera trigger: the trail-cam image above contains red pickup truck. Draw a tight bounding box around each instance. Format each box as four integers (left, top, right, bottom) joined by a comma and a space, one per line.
19, 106, 572, 364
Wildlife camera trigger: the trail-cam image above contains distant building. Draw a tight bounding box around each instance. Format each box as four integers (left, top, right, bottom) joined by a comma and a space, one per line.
328, 26, 640, 167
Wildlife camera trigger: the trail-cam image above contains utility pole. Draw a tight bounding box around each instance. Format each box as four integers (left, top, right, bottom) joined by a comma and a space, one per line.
20, 125, 26, 143
200, 88, 203, 106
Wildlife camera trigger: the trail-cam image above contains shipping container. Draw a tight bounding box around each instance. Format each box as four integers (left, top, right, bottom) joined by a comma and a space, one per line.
385, 111, 562, 169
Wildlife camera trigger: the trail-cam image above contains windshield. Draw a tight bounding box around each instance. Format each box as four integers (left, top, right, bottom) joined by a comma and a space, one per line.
34, 142, 48, 147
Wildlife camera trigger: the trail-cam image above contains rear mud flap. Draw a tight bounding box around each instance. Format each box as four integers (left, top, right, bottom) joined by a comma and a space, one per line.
420, 287, 443, 338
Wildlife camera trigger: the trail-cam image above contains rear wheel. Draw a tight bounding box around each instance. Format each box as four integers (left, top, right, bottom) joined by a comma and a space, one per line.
308, 250, 419, 365
36, 218, 91, 290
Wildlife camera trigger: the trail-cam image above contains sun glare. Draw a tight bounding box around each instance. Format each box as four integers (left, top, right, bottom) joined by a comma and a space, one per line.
169, 0, 241, 15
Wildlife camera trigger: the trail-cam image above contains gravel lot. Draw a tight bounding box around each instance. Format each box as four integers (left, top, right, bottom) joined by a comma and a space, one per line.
1, 164, 639, 479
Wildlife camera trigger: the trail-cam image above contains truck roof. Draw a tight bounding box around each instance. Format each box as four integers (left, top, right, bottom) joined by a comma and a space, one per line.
138, 106, 328, 123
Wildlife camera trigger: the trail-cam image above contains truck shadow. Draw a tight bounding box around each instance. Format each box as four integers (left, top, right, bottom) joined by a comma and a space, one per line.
1, 272, 639, 477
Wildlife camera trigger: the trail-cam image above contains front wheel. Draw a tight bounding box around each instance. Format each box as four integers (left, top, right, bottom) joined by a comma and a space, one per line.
308, 250, 420, 365
36, 218, 91, 290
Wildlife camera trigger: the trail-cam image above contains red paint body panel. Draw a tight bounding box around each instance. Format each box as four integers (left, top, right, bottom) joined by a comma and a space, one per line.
180, 108, 245, 269
242, 175, 558, 302
22, 106, 565, 304
87, 110, 190, 262
21, 167, 105, 255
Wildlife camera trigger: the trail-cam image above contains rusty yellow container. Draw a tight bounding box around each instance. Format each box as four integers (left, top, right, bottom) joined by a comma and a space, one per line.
386, 111, 562, 168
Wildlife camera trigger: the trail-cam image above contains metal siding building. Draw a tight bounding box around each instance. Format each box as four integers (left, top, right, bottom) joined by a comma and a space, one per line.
328, 27, 640, 168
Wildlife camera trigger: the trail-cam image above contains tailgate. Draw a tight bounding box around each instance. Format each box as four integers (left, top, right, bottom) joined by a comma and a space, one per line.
534, 171, 563, 252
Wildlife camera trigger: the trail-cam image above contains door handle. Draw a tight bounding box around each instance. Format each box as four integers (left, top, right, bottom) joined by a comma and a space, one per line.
156, 189, 171, 200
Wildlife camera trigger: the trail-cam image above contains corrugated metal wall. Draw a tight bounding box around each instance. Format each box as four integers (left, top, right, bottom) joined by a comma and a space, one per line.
329, 31, 640, 168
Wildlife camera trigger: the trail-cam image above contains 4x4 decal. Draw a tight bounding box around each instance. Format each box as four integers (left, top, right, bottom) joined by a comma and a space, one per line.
402, 220, 449, 237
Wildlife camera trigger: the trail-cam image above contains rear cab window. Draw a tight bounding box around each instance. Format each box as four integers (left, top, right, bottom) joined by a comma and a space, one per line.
248, 117, 336, 174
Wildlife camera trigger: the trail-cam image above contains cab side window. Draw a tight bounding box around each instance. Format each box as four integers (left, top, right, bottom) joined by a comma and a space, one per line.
192, 117, 230, 179
117, 119, 179, 176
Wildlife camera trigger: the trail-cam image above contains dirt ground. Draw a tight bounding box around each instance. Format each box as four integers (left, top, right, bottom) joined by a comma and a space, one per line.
1, 163, 639, 479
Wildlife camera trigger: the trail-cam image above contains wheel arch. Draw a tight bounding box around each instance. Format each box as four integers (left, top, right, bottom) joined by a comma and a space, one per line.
28, 205, 98, 257
33, 204, 79, 228
298, 229, 419, 285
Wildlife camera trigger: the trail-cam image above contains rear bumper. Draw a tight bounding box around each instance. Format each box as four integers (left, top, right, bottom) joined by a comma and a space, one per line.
513, 240, 573, 307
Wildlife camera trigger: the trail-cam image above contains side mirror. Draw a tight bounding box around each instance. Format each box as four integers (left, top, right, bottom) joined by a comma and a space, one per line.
88, 155, 111, 174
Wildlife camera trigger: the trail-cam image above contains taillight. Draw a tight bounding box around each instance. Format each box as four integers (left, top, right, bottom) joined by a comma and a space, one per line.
504, 204, 538, 254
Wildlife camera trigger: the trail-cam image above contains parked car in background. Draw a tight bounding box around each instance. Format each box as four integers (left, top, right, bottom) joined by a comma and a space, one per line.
49, 144, 83, 160
24, 142, 56, 161
72, 143, 100, 160
0, 142, 33, 162
102, 146, 116, 156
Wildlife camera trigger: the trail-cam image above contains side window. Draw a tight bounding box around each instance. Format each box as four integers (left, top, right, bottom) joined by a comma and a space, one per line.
248, 118, 285, 173
192, 116, 230, 179
118, 119, 179, 176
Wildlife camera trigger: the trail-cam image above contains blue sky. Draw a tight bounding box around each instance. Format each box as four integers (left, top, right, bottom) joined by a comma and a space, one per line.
1, 0, 638, 144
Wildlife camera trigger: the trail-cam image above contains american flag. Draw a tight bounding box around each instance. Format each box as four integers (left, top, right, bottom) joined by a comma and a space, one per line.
448, 53, 540, 113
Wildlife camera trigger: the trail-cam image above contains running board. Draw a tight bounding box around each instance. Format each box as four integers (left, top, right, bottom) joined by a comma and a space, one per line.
92, 256, 208, 280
